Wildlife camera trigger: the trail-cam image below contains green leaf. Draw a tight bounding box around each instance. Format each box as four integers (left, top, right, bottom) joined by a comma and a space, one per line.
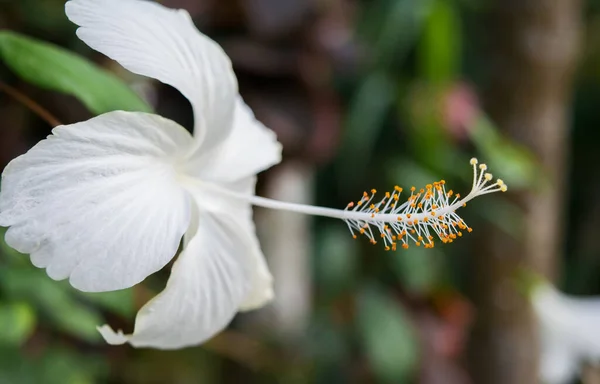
356, 285, 419, 383
369, 0, 433, 68
470, 115, 539, 189
388, 247, 440, 294
0, 301, 36, 346
418, 0, 461, 84
0, 31, 152, 115
78, 289, 134, 318
315, 225, 359, 299
337, 71, 396, 185
0, 346, 108, 384
0, 269, 103, 343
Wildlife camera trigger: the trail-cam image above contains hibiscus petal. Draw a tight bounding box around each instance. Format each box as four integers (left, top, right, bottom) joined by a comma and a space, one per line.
177, 177, 275, 312
97, 209, 253, 349
65, 0, 238, 151
188, 96, 282, 183
0, 111, 192, 292
539, 332, 579, 384
227, 177, 274, 311
534, 285, 600, 361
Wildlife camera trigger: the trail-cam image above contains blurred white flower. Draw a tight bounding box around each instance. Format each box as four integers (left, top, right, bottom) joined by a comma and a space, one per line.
0, 0, 508, 350
533, 283, 600, 384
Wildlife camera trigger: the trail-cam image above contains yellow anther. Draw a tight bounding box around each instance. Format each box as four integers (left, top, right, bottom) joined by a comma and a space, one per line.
479, 164, 487, 171
485, 173, 493, 181
501, 185, 508, 192
470, 158, 478, 165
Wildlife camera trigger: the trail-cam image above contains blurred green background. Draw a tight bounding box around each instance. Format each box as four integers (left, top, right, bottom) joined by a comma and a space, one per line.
0, 0, 595, 383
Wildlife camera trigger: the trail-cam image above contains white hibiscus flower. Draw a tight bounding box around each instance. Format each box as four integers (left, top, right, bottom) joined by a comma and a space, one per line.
0, 0, 506, 349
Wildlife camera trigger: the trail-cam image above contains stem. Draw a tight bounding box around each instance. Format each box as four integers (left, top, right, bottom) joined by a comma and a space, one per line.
0, 82, 62, 127
246, 194, 349, 219
200, 178, 476, 223
247, 193, 468, 222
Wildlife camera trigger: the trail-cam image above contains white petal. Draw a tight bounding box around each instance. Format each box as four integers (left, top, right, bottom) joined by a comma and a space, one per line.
65, 0, 238, 151
179, 177, 275, 311
98, 210, 253, 349
534, 285, 600, 360
0, 111, 193, 292
229, 177, 274, 311
187, 96, 282, 183
539, 332, 580, 384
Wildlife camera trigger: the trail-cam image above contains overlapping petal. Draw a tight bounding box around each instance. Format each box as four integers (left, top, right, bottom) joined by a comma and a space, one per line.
180, 177, 275, 311
0, 112, 193, 292
181, 94, 282, 309
188, 96, 283, 184
65, 0, 238, 151
98, 207, 254, 349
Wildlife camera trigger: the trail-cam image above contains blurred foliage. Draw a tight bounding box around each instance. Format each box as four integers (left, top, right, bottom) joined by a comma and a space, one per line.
0, 0, 596, 383
0, 31, 152, 115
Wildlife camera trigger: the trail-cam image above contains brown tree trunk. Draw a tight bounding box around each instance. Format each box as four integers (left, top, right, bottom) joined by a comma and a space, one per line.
469, 1, 582, 383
